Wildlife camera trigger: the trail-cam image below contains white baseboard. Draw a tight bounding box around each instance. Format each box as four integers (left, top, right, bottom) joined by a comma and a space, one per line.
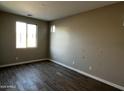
49, 59, 124, 91
0, 58, 49, 68
0, 58, 123, 90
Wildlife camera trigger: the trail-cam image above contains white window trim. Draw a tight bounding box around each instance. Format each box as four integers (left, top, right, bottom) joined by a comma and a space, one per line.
16, 21, 38, 49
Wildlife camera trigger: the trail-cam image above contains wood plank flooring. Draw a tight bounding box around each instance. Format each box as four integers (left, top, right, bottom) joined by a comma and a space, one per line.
0, 61, 120, 91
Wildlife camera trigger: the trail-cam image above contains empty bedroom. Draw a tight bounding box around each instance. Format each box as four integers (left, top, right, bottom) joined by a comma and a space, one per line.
0, 1, 124, 91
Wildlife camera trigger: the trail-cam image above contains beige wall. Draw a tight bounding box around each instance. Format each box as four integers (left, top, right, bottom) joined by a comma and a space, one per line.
0, 11, 49, 65
50, 2, 124, 87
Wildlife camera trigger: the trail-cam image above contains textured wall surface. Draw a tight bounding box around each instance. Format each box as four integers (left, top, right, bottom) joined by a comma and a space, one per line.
50, 2, 124, 87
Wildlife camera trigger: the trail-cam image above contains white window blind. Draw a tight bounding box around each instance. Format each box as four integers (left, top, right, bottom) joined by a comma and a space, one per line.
16, 21, 37, 48
51, 25, 56, 32
27, 24, 37, 48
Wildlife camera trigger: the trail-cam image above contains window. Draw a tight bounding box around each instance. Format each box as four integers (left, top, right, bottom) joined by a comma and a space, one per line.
51, 25, 56, 32
16, 22, 26, 48
16, 21, 37, 48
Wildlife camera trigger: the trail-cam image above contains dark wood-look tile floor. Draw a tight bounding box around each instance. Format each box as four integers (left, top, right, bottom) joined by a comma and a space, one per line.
0, 61, 120, 91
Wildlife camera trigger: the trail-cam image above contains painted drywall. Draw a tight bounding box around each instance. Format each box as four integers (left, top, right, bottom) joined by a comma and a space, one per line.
0, 11, 49, 66
50, 2, 124, 87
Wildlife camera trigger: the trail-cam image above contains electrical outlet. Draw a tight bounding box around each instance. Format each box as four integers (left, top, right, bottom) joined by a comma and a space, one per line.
73, 61, 75, 64
89, 66, 92, 70
16, 57, 18, 60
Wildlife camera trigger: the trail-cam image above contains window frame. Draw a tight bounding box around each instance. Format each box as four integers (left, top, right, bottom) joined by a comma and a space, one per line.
51, 25, 56, 32
16, 21, 38, 49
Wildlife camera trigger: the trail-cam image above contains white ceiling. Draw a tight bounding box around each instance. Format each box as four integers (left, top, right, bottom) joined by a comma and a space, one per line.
0, 1, 118, 21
